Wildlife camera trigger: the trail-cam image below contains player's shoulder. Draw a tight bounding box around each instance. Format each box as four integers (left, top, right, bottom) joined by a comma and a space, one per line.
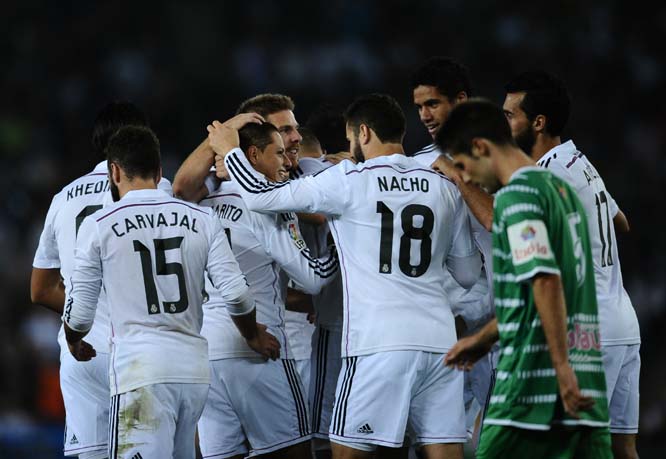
297, 156, 330, 177
411, 143, 441, 158
495, 167, 549, 207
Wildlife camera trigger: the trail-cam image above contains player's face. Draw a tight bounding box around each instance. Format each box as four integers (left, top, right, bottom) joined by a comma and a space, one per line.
503, 92, 536, 155
346, 124, 364, 163
413, 85, 454, 140
451, 152, 500, 193
266, 110, 302, 171
255, 132, 288, 182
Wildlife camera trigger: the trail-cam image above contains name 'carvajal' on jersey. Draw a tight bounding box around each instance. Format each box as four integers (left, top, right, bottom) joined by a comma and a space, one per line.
111, 211, 198, 237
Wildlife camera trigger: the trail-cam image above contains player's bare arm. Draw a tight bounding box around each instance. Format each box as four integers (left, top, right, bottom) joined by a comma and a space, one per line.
172, 137, 216, 202
63, 321, 97, 361
614, 209, 630, 233
229, 308, 280, 361
30, 268, 66, 314
285, 287, 315, 313
207, 113, 265, 157
445, 318, 498, 371
431, 155, 494, 231
296, 212, 327, 226
532, 273, 595, 419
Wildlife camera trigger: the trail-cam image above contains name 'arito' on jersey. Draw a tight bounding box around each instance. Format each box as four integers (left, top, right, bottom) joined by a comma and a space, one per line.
111, 211, 199, 237
377, 175, 430, 193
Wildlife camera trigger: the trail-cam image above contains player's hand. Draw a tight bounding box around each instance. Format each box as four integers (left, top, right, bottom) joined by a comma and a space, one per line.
246, 323, 281, 361
68, 340, 97, 361
325, 151, 355, 165
431, 155, 464, 184
555, 363, 595, 419
207, 113, 265, 156
444, 333, 492, 371
214, 154, 229, 179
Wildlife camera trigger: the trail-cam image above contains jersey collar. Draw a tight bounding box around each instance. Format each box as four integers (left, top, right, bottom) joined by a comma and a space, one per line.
121, 188, 170, 200
508, 165, 544, 183
92, 160, 108, 173
539, 140, 578, 165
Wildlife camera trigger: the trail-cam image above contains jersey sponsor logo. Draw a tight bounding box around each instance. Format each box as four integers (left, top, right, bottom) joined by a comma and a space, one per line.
357, 423, 374, 434
507, 220, 553, 265
567, 323, 601, 352
288, 222, 307, 251
377, 175, 430, 193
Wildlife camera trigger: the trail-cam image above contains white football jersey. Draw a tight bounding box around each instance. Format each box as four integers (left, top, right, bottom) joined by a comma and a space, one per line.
294, 156, 344, 332
226, 149, 482, 357
537, 140, 640, 345
412, 146, 494, 329
32, 161, 172, 357
198, 181, 338, 360
65, 189, 251, 395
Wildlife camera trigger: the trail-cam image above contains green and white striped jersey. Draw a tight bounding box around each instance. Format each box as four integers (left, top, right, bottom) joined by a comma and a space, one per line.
485, 166, 609, 430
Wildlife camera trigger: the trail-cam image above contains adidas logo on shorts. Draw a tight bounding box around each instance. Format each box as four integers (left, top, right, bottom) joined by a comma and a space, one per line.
69, 434, 79, 445
131, 453, 143, 459
357, 423, 374, 434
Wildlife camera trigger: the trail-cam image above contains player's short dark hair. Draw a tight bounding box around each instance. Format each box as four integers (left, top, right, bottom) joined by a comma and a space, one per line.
344, 94, 405, 144
436, 99, 515, 156
105, 126, 161, 180
504, 71, 571, 137
410, 57, 472, 101
92, 101, 148, 159
236, 94, 295, 118
298, 127, 321, 152
239, 122, 279, 152
306, 104, 347, 154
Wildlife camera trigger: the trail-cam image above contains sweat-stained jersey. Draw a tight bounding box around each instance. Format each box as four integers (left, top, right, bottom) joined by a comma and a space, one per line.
32, 160, 172, 358
537, 141, 640, 346
225, 149, 482, 357
486, 166, 608, 430
64, 189, 252, 395
198, 181, 338, 360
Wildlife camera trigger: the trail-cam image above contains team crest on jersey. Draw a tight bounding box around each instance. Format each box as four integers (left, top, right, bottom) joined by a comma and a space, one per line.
288, 223, 307, 251
507, 220, 553, 266
558, 186, 568, 199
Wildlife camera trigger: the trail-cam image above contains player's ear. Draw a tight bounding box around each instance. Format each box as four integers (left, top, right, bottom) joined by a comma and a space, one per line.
246, 145, 260, 166
470, 138, 490, 159
109, 162, 122, 185
454, 91, 468, 104
155, 167, 162, 185
359, 124, 371, 145
533, 114, 546, 134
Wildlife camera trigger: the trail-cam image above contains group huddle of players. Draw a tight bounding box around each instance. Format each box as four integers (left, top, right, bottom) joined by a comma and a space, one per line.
30, 57, 640, 459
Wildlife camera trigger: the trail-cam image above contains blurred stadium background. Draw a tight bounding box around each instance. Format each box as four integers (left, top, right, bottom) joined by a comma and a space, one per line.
2, 1, 664, 457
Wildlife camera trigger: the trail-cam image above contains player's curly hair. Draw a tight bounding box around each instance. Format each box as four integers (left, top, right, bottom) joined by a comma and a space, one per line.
91, 101, 148, 159
410, 57, 472, 102
236, 94, 295, 118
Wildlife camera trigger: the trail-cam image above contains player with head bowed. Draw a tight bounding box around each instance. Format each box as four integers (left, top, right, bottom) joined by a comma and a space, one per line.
439, 99, 612, 459
210, 93, 483, 459
62, 125, 274, 459
31, 102, 171, 459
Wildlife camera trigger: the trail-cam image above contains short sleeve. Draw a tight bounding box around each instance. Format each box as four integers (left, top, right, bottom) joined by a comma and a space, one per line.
33, 195, 61, 269
496, 188, 561, 283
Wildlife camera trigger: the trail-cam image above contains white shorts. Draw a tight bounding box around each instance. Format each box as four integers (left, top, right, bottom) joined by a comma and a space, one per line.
197, 358, 311, 458
295, 357, 311, 400
329, 350, 465, 451
464, 348, 499, 437
60, 351, 110, 457
309, 327, 343, 441
602, 344, 640, 434
108, 383, 208, 459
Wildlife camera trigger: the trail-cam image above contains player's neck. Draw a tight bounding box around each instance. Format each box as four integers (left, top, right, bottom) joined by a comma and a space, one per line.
495, 146, 536, 185
363, 142, 405, 160
530, 136, 561, 162
118, 179, 158, 199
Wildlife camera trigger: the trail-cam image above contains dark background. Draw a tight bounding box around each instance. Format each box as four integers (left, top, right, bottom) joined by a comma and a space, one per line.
1, 1, 664, 457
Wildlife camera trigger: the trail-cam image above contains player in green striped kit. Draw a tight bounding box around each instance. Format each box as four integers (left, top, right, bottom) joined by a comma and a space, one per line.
436, 99, 611, 458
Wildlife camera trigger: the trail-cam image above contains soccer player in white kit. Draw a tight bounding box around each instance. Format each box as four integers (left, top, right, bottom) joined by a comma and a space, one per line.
63, 126, 272, 459
501, 71, 640, 459
31, 102, 169, 459
410, 57, 497, 443
193, 119, 338, 458
210, 94, 483, 459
